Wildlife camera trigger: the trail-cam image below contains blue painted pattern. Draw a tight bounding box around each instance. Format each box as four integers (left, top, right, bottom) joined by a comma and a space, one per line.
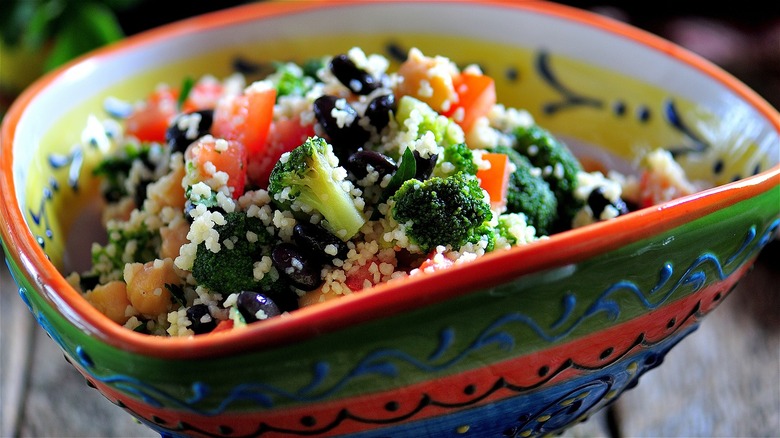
25, 218, 774, 436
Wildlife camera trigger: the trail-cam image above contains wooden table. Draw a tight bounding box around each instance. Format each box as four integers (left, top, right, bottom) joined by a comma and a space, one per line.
2, 241, 778, 437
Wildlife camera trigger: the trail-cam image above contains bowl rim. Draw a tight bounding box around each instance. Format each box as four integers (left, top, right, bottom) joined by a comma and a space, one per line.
2, 0, 779, 359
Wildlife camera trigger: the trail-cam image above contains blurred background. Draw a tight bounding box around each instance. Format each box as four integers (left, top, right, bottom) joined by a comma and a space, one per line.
1, 1, 778, 437
1, 0, 780, 114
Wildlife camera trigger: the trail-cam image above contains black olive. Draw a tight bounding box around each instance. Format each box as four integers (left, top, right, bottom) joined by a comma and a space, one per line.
345, 150, 397, 180
186, 304, 217, 334
293, 222, 350, 263
364, 93, 396, 133
271, 243, 323, 291
235, 291, 281, 323
134, 180, 151, 209
587, 186, 629, 219
265, 287, 299, 314
313, 95, 370, 159
413, 150, 438, 181
166, 110, 214, 154
329, 54, 382, 95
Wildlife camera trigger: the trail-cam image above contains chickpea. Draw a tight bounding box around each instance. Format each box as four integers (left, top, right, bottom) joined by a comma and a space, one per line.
101, 197, 135, 225
84, 281, 131, 324
124, 258, 181, 316
299, 284, 348, 308
159, 216, 190, 260
147, 161, 186, 210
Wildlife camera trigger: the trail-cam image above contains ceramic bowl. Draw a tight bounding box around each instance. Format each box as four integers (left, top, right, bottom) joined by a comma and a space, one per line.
2, 1, 779, 437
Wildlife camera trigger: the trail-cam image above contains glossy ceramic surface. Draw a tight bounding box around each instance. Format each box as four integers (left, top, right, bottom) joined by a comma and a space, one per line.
2, 1, 779, 437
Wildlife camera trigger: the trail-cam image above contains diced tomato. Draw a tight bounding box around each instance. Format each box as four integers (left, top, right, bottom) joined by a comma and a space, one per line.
418, 249, 454, 273
248, 116, 316, 188
637, 169, 696, 209
211, 319, 234, 333
444, 71, 496, 133
638, 172, 653, 209
124, 86, 179, 143
181, 76, 225, 113
476, 152, 510, 210
211, 83, 276, 157
185, 136, 248, 198
344, 259, 380, 292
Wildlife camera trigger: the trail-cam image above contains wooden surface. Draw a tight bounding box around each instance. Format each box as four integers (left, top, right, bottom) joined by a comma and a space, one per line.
1, 241, 778, 437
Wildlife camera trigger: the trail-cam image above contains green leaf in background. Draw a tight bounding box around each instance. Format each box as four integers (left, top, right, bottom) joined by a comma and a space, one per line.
22, 0, 66, 49
0, 0, 41, 47
1, 0, 147, 72
44, 2, 127, 71
177, 76, 195, 110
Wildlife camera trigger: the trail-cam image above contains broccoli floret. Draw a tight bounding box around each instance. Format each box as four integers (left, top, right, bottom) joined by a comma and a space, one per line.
389, 172, 493, 253
433, 142, 477, 177
389, 95, 463, 154
511, 125, 583, 231
184, 184, 220, 210
268, 137, 367, 240
491, 145, 558, 235
469, 222, 496, 253
267, 61, 316, 100
191, 211, 280, 295
89, 220, 160, 283
93, 142, 156, 204
495, 212, 539, 247
302, 57, 327, 78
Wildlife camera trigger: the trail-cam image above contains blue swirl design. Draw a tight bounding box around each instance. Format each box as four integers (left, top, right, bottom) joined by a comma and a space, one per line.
48, 218, 777, 423
49, 147, 85, 191
28, 181, 57, 249
663, 98, 710, 157
536, 51, 603, 115
32, 144, 86, 248
536, 52, 715, 162
32, 115, 120, 248
136, 321, 701, 438
499, 325, 695, 438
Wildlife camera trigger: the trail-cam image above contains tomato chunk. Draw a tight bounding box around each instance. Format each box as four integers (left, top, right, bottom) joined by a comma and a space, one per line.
444, 71, 496, 133
211, 319, 234, 333
212, 82, 276, 158
181, 76, 225, 113
185, 136, 248, 198
418, 249, 454, 273
344, 259, 381, 292
248, 116, 316, 188
476, 152, 510, 210
125, 86, 179, 143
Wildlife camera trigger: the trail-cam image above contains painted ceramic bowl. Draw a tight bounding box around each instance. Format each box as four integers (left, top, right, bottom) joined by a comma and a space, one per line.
2, 1, 778, 437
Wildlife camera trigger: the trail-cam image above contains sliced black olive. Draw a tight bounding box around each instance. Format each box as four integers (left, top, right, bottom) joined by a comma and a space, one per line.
186, 304, 217, 334
313, 95, 370, 159
166, 110, 214, 154
413, 150, 438, 181
235, 291, 281, 323
345, 150, 397, 180
271, 243, 323, 291
364, 93, 396, 133
587, 186, 629, 218
293, 222, 350, 263
330, 54, 381, 95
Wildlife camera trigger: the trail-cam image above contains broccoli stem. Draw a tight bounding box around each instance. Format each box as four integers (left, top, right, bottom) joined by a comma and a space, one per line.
296, 168, 367, 240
